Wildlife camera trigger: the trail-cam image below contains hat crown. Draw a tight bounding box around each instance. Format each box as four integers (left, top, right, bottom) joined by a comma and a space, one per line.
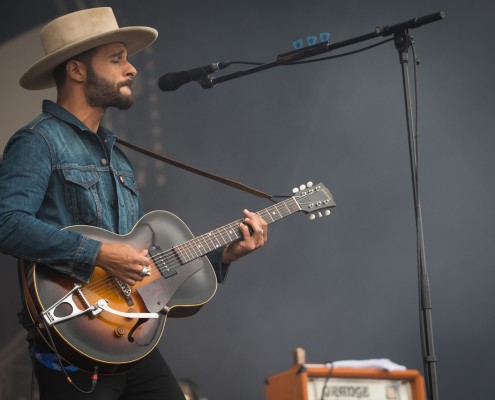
40, 7, 119, 56
20, 7, 157, 90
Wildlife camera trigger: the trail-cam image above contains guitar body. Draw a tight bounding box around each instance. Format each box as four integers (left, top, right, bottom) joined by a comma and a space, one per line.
24, 182, 335, 374
28, 210, 218, 374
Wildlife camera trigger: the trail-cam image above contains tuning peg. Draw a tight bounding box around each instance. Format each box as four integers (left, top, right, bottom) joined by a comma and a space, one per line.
324, 210, 331, 216
309, 213, 316, 221
299, 184, 306, 191
292, 187, 299, 194
318, 211, 323, 218
307, 181, 313, 187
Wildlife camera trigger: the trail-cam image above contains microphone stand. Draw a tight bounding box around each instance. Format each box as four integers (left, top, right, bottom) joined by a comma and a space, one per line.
393, 26, 440, 400
207, 11, 445, 400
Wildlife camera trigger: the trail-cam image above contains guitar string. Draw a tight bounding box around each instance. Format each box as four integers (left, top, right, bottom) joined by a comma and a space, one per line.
79, 218, 247, 298
151, 197, 300, 265
79, 219, 253, 302
78, 224, 245, 304
79, 203, 301, 303
79, 199, 303, 303
80, 206, 299, 303
78, 223, 245, 303
131, 200, 298, 275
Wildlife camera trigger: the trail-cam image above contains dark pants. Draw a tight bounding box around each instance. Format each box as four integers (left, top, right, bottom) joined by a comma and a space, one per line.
34, 349, 186, 400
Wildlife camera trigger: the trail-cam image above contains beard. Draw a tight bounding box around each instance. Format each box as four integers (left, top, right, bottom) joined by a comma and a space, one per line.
84, 65, 134, 110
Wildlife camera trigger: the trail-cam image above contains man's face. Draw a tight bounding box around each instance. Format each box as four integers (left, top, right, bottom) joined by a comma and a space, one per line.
84, 43, 137, 110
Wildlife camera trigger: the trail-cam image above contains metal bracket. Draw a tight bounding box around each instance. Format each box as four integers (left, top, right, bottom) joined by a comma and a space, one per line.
41, 284, 159, 327
94, 299, 159, 319
41, 284, 95, 326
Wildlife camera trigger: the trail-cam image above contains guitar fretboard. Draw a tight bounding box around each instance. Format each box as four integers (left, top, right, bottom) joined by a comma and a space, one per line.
174, 197, 300, 264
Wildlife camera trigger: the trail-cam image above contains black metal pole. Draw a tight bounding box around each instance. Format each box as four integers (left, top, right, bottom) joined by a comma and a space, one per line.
394, 29, 440, 400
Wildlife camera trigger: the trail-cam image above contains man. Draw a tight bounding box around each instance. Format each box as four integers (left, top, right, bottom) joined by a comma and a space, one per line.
0, 7, 267, 399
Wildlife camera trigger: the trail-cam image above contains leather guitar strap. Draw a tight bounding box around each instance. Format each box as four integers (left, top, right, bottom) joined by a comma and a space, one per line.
116, 138, 273, 200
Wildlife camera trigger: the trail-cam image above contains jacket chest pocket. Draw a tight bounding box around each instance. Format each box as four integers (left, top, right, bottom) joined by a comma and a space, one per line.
62, 168, 102, 225
115, 172, 140, 225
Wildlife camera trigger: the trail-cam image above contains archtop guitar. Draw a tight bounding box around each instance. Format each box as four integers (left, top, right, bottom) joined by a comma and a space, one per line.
25, 182, 335, 373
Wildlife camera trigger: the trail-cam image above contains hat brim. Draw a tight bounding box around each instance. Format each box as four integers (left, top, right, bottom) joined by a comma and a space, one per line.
20, 26, 158, 90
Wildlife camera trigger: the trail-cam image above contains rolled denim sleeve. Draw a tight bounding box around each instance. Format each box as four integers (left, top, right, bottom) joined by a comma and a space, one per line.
0, 130, 99, 282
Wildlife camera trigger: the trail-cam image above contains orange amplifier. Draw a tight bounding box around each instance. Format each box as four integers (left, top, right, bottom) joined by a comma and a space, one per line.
265, 351, 425, 400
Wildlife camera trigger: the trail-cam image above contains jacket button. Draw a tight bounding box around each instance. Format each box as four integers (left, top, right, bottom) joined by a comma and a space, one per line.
101, 158, 108, 166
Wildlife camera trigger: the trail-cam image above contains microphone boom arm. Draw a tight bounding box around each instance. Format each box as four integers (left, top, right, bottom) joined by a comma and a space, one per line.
205, 11, 444, 88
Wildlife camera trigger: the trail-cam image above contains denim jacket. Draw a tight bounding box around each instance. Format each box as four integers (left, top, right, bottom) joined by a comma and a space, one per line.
0, 100, 227, 287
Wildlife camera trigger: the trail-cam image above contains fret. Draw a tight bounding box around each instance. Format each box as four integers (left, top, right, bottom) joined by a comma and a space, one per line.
216, 226, 229, 246
175, 243, 190, 264
204, 232, 216, 252
221, 225, 231, 245
222, 223, 240, 242
193, 239, 206, 256
262, 208, 275, 223
199, 234, 220, 251
274, 203, 284, 220
212, 230, 223, 248
183, 241, 198, 262
282, 200, 293, 216
258, 198, 294, 224
258, 211, 268, 222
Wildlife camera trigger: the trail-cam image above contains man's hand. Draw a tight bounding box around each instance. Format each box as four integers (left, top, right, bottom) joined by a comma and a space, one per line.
95, 242, 151, 285
222, 209, 267, 264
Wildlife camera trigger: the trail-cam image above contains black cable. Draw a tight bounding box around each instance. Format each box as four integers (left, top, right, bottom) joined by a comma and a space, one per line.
228, 38, 394, 68
287, 38, 394, 64
30, 334, 36, 400
41, 319, 99, 394
228, 61, 264, 66
320, 362, 335, 400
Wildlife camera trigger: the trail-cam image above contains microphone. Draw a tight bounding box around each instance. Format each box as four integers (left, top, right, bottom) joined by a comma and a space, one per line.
158, 61, 231, 91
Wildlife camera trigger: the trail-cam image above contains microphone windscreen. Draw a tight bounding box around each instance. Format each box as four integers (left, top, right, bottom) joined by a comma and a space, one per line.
157, 71, 189, 91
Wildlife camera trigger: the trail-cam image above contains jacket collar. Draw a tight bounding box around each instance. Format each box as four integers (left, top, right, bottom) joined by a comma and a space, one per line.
42, 100, 116, 139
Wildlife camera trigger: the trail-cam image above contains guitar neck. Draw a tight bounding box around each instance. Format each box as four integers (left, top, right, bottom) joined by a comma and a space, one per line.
174, 197, 300, 264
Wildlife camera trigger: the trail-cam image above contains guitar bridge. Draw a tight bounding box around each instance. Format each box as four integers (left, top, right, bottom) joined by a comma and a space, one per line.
115, 278, 134, 306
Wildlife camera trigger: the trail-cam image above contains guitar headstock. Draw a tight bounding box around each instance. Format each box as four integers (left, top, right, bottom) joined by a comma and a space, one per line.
292, 182, 336, 220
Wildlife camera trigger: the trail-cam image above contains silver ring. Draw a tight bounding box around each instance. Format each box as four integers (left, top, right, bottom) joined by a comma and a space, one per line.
260, 229, 264, 236
140, 266, 151, 276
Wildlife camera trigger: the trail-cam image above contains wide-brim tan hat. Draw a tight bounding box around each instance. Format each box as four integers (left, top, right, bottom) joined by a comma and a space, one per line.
20, 7, 158, 90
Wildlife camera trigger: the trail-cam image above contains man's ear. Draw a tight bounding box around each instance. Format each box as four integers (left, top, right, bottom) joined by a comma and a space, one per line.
66, 60, 86, 83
